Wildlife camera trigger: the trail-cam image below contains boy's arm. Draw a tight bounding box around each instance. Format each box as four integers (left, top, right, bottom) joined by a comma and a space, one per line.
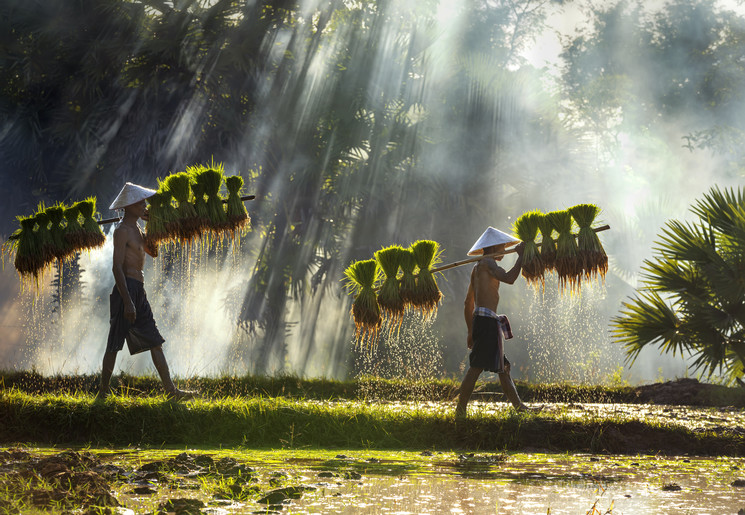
112, 227, 136, 323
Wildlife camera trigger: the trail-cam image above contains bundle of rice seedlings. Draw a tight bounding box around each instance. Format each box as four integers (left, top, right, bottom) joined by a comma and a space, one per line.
46, 204, 68, 261
34, 207, 55, 269
191, 179, 210, 232
158, 186, 181, 241
374, 245, 405, 331
569, 203, 608, 281
513, 210, 544, 288
410, 240, 442, 319
344, 258, 382, 341
196, 165, 228, 233
537, 215, 557, 273
547, 209, 581, 293
225, 175, 250, 235
62, 204, 85, 255
144, 192, 168, 249
12, 216, 40, 278
76, 197, 106, 251
165, 172, 201, 242
398, 248, 418, 309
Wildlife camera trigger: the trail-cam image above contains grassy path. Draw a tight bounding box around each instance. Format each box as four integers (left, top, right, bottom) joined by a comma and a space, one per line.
1, 390, 743, 456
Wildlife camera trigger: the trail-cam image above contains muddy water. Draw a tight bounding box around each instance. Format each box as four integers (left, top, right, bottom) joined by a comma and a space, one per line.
104, 449, 743, 514
287, 453, 745, 514
3, 446, 745, 514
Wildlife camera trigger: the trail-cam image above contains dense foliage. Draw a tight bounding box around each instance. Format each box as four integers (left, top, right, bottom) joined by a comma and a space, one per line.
612, 186, 745, 384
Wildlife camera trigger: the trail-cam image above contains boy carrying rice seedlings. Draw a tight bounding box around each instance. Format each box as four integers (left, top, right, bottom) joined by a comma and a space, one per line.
99, 182, 196, 401
455, 227, 538, 416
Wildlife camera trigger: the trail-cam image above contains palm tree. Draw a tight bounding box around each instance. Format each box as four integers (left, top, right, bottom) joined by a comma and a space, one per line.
611, 186, 745, 384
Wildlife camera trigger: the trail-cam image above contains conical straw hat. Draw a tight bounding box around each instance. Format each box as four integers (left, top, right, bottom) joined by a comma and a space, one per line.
467, 226, 521, 256
109, 182, 157, 210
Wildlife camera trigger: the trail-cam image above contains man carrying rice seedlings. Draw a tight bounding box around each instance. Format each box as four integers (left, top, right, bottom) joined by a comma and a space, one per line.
455, 227, 536, 416
99, 182, 196, 401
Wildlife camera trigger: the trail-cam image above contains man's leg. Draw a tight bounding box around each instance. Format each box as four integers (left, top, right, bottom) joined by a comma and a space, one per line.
456, 367, 483, 416
99, 351, 118, 399
150, 346, 194, 400
498, 362, 531, 411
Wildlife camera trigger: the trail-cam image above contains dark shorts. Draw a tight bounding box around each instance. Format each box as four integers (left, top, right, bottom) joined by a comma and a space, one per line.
107, 277, 165, 355
469, 315, 510, 373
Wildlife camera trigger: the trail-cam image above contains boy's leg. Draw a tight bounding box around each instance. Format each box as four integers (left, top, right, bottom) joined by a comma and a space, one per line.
456, 367, 483, 416
99, 351, 118, 398
150, 346, 195, 400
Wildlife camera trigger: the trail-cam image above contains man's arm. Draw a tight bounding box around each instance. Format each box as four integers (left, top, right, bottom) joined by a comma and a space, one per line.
464, 277, 475, 349
490, 242, 525, 285
112, 227, 136, 323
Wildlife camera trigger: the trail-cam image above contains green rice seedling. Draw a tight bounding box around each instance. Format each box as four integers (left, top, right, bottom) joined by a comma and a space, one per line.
196, 163, 228, 233
45, 204, 68, 261
538, 215, 556, 273
569, 203, 608, 282
547, 209, 580, 293
513, 210, 544, 289
12, 216, 40, 280
344, 259, 382, 342
34, 206, 56, 269
157, 183, 181, 242
165, 172, 201, 242
144, 191, 168, 250
410, 240, 443, 320
374, 245, 405, 331
398, 248, 418, 309
225, 175, 250, 236
62, 204, 85, 256
75, 197, 105, 251
190, 179, 210, 231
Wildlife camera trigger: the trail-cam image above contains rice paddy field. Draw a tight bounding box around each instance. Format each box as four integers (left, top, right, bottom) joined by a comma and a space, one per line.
1, 372, 745, 513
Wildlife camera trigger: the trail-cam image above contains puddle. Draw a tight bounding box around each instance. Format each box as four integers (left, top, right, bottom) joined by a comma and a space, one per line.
3, 447, 743, 513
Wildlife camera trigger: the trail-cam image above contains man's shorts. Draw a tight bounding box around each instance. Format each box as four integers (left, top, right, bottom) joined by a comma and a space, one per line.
469, 315, 510, 373
107, 277, 165, 355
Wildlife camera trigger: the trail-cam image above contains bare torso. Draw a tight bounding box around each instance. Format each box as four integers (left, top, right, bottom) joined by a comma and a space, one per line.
113, 222, 146, 283
470, 258, 502, 312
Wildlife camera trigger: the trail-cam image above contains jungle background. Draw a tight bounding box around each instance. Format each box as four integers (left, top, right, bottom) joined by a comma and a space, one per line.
1, 0, 744, 384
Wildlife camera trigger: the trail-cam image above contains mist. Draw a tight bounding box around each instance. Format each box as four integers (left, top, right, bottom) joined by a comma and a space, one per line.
1, 0, 744, 385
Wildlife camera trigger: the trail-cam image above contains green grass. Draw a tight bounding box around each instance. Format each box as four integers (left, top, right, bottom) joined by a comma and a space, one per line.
1, 389, 743, 456
2, 371, 744, 406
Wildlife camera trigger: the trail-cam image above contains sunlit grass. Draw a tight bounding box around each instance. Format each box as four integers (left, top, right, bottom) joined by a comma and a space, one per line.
1, 388, 743, 456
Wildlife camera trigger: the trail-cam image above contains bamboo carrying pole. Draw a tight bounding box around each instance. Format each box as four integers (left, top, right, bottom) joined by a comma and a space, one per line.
5, 195, 256, 242
430, 224, 610, 275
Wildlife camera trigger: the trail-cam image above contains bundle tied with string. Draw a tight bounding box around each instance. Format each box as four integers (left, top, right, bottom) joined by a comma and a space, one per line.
410, 240, 442, 319
398, 247, 418, 309
569, 203, 608, 281
12, 216, 40, 278
165, 172, 201, 242
191, 179, 210, 232
197, 166, 228, 233
63, 204, 85, 254
537, 214, 557, 273
374, 245, 405, 331
34, 208, 55, 268
46, 204, 68, 261
548, 209, 580, 293
158, 185, 181, 241
513, 210, 544, 288
144, 191, 168, 249
76, 198, 105, 250
225, 175, 250, 235
344, 258, 382, 341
